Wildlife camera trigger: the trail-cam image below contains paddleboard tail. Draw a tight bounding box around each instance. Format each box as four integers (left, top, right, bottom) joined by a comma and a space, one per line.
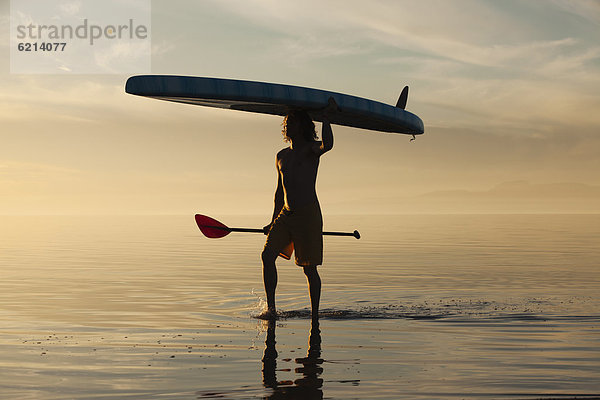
396, 86, 409, 110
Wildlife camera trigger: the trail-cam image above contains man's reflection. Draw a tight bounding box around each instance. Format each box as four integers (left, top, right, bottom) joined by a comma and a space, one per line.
262, 320, 323, 399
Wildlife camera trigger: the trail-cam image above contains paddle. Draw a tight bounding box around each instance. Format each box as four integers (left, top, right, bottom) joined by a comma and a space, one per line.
195, 214, 360, 239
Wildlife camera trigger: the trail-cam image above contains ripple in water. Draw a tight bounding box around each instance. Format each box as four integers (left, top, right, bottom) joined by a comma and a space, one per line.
253, 296, 600, 322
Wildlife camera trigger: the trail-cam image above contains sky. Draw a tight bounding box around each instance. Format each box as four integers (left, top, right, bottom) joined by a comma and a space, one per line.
1, 0, 599, 215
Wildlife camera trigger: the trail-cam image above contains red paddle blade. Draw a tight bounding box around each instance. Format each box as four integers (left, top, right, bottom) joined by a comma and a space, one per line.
194, 214, 231, 238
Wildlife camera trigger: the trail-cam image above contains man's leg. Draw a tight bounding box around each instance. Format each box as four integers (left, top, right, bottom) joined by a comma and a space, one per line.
261, 249, 279, 318
303, 265, 321, 321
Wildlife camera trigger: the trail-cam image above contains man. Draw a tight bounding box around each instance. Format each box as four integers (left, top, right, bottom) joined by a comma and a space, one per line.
260, 99, 336, 321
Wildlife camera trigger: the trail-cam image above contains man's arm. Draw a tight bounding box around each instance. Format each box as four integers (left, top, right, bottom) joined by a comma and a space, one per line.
271, 170, 284, 222
313, 97, 337, 155
264, 157, 284, 233
317, 117, 334, 154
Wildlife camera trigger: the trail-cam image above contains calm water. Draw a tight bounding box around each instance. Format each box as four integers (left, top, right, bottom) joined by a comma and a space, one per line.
0, 214, 599, 399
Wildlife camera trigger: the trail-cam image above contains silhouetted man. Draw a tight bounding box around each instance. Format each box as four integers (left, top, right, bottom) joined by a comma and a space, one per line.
260, 100, 336, 321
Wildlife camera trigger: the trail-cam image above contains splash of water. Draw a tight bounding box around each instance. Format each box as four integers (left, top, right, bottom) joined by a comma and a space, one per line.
249, 289, 269, 319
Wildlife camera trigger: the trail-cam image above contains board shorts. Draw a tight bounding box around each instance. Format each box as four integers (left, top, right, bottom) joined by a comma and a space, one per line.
264, 202, 323, 267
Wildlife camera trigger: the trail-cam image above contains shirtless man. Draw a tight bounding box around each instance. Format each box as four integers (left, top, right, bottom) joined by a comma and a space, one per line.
261, 100, 336, 321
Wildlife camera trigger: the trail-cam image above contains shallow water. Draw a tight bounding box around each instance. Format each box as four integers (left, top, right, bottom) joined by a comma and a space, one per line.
0, 214, 599, 399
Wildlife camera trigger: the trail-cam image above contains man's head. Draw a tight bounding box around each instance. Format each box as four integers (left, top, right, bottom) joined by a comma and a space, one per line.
282, 110, 317, 143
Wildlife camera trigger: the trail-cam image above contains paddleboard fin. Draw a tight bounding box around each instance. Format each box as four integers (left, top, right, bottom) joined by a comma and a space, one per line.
396, 86, 409, 109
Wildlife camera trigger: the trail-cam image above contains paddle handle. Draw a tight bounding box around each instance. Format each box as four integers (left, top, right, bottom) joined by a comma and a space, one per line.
325, 230, 361, 239
229, 227, 264, 234
206, 225, 360, 239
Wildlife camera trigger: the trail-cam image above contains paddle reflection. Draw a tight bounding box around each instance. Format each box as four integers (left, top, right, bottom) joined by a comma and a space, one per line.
262, 320, 323, 399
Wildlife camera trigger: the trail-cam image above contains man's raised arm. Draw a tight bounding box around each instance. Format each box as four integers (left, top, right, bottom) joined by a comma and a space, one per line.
314, 97, 338, 155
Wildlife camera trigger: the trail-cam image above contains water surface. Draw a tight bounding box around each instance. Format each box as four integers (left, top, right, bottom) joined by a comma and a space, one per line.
1, 214, 599, 399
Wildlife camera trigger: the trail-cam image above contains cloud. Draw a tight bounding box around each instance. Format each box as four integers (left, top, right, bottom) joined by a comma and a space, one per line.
548, 0, 600, 25
0, 75, 123, 122
203, 0, 600, 132
268, 34, 370, 65
207, 1, 563, 66
151, 39, 176, 57
59, 1, 83, 17
93, 41, 152, 73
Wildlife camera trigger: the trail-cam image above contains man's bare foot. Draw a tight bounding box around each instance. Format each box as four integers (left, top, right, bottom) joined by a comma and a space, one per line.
257, 308, 278, 320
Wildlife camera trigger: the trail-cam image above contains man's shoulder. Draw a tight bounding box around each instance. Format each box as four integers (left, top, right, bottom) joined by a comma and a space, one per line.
276, 147, 291, 158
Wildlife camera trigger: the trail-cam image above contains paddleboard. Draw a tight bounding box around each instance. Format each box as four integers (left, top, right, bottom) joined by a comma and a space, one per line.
125, 75, 424, 135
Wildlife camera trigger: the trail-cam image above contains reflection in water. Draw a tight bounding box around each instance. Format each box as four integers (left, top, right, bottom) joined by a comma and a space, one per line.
262, 320, 323, 399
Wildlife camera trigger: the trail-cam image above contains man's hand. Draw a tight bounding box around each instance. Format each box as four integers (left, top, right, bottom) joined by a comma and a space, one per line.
263, 223, 272, 235
322, 97, 340, 120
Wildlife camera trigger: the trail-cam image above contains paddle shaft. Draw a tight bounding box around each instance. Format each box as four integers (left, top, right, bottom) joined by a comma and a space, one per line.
204, 225, 360, 239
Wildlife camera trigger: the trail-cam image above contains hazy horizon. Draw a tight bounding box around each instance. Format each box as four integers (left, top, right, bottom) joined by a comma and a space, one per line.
2, 179, 598, 215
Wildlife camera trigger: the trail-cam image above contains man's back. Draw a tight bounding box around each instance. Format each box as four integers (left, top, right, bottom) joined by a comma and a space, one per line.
277, 144, 321, 211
